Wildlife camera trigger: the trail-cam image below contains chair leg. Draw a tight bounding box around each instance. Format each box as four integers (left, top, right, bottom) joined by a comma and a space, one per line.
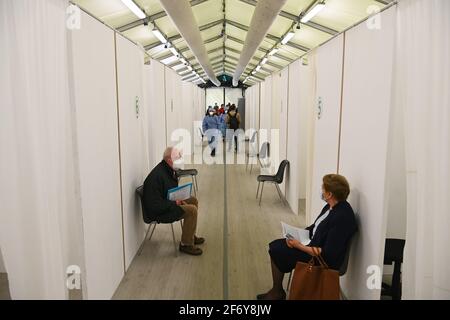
259, 182, 264, 206
250, 163, 253, 174
137, 222, 156, 256
171, 223, 178, 257
256, 181, 261, 199
194, 175, 199, 191
192, 176, 197, 196
287, 270, 293, 292
275, 184, 287, 206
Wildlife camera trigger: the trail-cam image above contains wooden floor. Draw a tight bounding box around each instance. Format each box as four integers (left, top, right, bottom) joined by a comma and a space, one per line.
113, 146, 306, 300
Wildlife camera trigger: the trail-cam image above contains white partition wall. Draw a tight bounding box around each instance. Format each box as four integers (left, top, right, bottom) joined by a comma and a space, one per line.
225, 88, 243, 106
206, 87, 224, 108
70, 11, 124, 299
278, 69, 289, 192
115, 34, 148, 270
310, 34, 344, 222
145, 60, 167, 168
165, 67, 183, 146
338, 7, 396, 300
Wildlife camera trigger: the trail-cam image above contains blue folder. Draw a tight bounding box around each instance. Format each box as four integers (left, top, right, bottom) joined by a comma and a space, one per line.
167, 183, 193, 200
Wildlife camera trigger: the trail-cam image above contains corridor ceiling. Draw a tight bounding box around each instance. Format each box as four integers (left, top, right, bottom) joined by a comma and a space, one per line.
72, 0, 394, 86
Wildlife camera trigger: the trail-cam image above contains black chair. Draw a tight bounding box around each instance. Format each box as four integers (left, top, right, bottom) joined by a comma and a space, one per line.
381, 238, 405, 300
248, 141, 270, 174
136, 186, 183, 257
245, 130, 258, 172
256, 159, 289, 206
176, 169, 199, 196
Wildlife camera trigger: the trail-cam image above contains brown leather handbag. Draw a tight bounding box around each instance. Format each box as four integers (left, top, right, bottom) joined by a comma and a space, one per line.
288, 247, 340, 300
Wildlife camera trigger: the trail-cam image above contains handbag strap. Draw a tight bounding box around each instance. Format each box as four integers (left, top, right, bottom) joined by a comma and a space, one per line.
311, 247, 329, 269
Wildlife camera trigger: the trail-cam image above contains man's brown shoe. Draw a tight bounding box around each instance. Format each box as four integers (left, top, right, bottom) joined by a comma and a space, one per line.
179, 244, 203, 256
194, 236, 205, 245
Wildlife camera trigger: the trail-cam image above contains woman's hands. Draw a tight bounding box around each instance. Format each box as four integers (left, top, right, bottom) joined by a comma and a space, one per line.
175, 200, 186, 206
286, 238, 322, 256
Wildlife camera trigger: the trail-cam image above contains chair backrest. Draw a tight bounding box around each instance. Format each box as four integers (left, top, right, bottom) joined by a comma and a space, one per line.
136, 185, 152, 224
275, 160, 289, 183
259, 142, 270, 159
339, 231, 357, 276
250, 130, 257, 143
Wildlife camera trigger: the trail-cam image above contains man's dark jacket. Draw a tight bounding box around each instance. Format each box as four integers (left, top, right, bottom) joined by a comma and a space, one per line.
143, 160, 184, 223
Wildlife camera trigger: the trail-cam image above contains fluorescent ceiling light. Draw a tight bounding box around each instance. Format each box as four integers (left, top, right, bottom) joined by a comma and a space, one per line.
180, 58, 187, 64
252, 71, 256, 75
187, 65, 193, 71
120, 0, 146, 19
169, 47, 178, 57
301, 1, 326, 23
152, 28, 167, 44
261, 57, 268, 64
255, 65, 261, 71
269, 48, 279, 56
281, 31, 295, 45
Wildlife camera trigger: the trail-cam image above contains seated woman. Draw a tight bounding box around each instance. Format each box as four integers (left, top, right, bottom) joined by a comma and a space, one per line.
257, 174, 357, 300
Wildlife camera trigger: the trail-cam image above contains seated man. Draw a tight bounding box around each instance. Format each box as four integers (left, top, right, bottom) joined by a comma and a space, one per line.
143, 147, 205, 256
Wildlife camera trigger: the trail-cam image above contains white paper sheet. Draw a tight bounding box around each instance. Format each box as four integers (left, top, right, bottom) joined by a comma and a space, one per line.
281, 221, 311, 245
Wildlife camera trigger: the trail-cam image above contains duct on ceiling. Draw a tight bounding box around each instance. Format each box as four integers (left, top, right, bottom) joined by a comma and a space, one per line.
159, 0, 221, 86
232, 0, 288, 86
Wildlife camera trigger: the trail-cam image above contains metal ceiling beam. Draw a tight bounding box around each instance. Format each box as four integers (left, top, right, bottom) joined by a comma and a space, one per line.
144, 19, 224, 51
117, 0, 211, 33
226, 19, 310, 53
226, 35, 293, 62
238, 0, 338, 36
158, 33, 223, 61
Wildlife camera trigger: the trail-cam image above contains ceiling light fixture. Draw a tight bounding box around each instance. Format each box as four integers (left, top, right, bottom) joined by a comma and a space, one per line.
301, 1, 326, 23
152, 28, 167, 44
169, 47, 178, 57
120, 0, 146, 19
269, 48, 279, 56
261, 57, 268, 65
281, 30, 295, 45
255, 65, 261, 71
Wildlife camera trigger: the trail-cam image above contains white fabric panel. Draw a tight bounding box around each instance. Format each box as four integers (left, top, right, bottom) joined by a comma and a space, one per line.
0, 0, 85, 299
165, 67, 182, 146
145, 60, 166, 168
304, 52, 318, 225
338, 7, 396, 300
116, 34, 149, 270
396, 0, 450, 299
257, 78, 271, 173
310, 34, 344, 223
279, 68, 289, 192
224, 88, 243, 107
70, 10, 124, 299
286, 61, 301, 214
206, 87, 224, 109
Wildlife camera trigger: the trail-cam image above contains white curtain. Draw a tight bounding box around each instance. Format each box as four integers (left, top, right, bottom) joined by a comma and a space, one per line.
0, 0, 85, 299
396, 0, 450, 299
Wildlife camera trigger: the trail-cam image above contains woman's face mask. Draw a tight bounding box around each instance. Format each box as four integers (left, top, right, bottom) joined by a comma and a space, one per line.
209, 112, 214, 116
321, 189, 330, 202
